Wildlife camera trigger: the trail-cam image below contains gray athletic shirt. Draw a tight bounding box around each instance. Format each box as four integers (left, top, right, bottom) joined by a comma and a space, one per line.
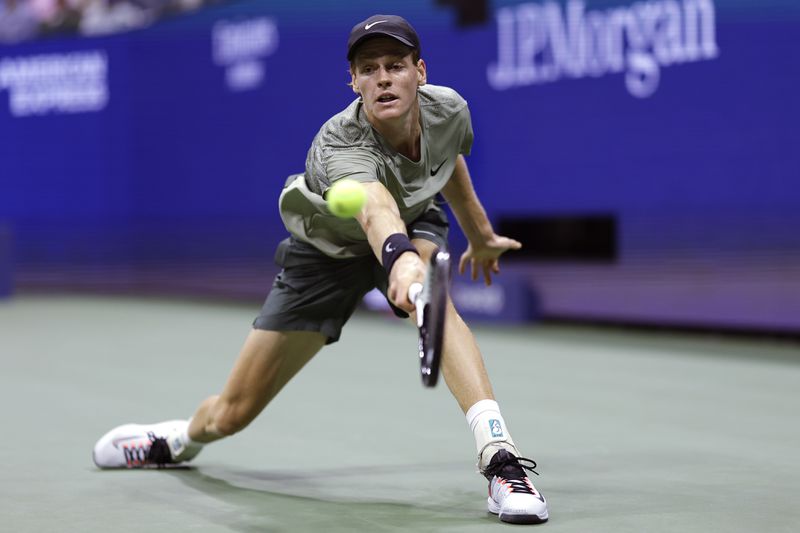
279, 84, 474, 258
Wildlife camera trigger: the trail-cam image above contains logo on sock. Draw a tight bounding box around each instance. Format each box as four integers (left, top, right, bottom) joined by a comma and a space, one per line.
489, 419, 504, 438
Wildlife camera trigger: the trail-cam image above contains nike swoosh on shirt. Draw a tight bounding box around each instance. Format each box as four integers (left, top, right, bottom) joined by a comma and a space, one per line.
365, 20, 388, 30
430, 159, 448, 176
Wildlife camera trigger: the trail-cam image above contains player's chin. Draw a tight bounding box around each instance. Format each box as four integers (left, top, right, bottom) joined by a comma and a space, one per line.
372, 102, 405, 119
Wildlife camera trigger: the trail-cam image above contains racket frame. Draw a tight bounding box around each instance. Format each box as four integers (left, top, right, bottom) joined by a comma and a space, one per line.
408, 250, 450, 387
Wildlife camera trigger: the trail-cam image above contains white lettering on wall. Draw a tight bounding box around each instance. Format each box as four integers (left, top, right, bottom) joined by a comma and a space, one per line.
0, 51, 108, 117
452, 283, 506, 315
488, 0, 719, 97
212, 17, 279, 92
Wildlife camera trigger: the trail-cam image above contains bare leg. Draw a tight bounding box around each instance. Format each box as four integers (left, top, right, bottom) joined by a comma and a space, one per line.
412, 239, 495, 413
439, 300, 496, 412
188, 329, 326, 443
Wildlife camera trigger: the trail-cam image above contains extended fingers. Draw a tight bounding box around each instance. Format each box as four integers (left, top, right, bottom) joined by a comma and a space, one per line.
483, 259, 500, 286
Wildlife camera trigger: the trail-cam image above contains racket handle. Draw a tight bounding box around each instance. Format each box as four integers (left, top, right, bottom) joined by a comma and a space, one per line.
408, 282, 423, 303
408, 282, 425, 327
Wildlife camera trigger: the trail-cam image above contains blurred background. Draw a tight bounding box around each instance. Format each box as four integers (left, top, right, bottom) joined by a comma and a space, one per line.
1, 0, 799, 335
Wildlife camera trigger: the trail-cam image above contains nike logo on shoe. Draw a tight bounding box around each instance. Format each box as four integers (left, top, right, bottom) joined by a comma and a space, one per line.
365, 20, 388, 30
430, 159, 447, 176
112, 435, 144, 449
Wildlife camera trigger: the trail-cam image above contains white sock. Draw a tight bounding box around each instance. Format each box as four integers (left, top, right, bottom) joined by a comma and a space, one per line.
465, 399, 519, 470
167, 419, 203, 461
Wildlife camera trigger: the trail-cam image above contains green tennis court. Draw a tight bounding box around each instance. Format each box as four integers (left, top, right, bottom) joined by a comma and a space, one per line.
1, 295, 798, 532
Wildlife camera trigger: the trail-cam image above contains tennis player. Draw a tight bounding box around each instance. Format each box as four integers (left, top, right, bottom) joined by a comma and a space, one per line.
93, 14, 548, 524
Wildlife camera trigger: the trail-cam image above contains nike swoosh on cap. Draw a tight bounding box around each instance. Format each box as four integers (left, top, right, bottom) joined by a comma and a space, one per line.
365, 20, 388, 30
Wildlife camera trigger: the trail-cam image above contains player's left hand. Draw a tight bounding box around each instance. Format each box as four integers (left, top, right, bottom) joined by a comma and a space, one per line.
459, 234, 522, 286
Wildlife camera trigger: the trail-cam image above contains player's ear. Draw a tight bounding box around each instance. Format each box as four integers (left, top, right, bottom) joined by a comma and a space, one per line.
416, 59, 427, 86
349, 66, 360, 94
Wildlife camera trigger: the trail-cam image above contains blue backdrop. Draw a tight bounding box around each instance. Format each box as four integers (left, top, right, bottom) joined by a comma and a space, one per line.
2, 0, 799, 331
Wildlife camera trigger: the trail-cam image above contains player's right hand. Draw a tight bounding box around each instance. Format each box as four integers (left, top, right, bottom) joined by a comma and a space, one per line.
388, 252, 425, 312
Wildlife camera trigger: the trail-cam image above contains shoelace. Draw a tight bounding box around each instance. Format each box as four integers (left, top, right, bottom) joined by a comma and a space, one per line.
145, 432, 173, 467
122, 432, 172, 467
484, 455, 539, 494
122, 443, 147, 466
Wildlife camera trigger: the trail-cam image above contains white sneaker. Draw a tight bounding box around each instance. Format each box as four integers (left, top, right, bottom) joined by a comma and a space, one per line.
92, 419, 201, 469
483, 449, 549, 524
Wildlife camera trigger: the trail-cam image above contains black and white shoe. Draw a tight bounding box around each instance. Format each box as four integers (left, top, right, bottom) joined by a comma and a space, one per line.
483, 449, 549, 524
92, 420, 200, 469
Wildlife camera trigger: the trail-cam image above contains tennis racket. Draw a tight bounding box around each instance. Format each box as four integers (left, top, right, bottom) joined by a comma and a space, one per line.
407, 249, 451, 388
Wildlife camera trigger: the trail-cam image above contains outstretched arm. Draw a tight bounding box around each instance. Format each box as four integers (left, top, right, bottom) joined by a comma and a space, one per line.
354, 181, 425, 312
441, 155, 522, 285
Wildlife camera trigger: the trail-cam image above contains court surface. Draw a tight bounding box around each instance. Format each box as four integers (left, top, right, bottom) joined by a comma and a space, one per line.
1, 295, 798, 533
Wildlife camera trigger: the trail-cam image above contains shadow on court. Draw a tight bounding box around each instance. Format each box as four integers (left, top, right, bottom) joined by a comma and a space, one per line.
162, 463, 494, 532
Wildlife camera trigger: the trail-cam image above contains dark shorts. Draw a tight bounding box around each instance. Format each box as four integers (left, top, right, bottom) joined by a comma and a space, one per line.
253, 207, 449, 344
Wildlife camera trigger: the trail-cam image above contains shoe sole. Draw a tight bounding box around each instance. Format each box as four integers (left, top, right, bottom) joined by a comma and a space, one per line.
498, 512, 548, 524
488, 509, 549, 525
488, 498, 549, 524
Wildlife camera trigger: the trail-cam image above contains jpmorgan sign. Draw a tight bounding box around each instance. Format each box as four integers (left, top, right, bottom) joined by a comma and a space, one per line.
488, 0, 719, 98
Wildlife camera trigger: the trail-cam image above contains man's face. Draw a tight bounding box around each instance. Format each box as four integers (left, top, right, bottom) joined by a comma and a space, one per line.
350, 38, 427, 124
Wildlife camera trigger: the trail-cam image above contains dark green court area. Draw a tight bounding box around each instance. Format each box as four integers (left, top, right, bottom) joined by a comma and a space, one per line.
1, 295, 798, 532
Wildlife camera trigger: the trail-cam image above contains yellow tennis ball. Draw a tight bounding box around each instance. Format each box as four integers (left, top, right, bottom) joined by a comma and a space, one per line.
327, 179, 367, 218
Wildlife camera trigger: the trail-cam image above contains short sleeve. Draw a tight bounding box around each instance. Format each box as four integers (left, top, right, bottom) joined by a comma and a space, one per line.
459, 105, 474, 156
323, 149, 383, 194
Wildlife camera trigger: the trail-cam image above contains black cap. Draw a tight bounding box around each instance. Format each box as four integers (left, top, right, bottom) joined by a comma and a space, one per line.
347, 14, 421, 61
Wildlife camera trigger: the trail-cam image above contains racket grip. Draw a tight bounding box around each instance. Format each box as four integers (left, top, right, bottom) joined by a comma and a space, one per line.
408, 282, 425, 327
408, 282, 423, 303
